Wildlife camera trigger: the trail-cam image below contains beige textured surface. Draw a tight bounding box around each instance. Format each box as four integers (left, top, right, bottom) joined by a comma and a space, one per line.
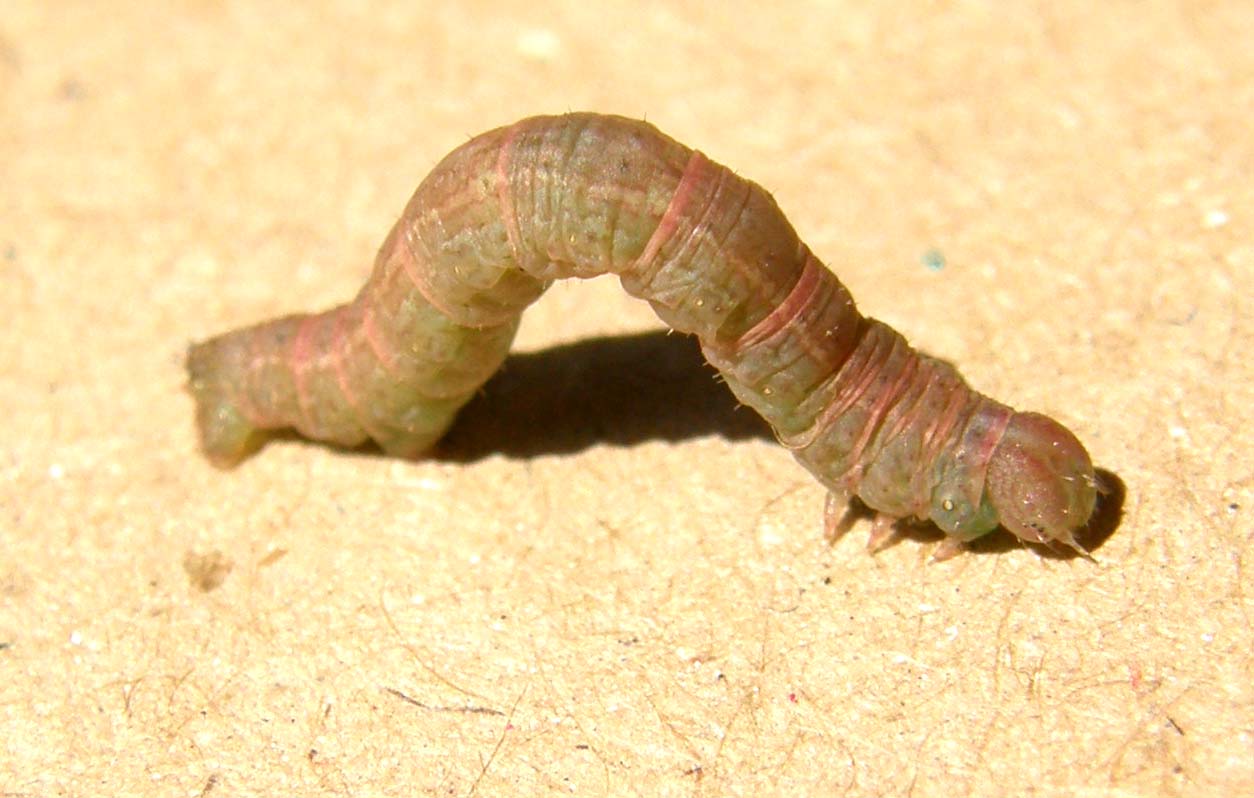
2, 2, 1251, 795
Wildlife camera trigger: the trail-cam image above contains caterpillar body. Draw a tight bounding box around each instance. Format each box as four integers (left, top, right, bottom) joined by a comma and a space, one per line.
187, 113, 1098, 558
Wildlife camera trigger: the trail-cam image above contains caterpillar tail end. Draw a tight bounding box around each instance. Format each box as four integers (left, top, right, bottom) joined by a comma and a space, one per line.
185, 339, 266, 468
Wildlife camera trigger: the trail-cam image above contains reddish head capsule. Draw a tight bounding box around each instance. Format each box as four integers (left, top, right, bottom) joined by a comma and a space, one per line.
985, 412, 1097, 554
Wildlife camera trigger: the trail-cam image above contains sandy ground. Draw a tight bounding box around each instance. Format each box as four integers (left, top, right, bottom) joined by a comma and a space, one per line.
2, 2, 1251, 795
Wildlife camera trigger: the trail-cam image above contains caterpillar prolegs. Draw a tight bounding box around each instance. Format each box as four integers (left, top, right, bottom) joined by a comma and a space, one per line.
187, 113, 1098, 558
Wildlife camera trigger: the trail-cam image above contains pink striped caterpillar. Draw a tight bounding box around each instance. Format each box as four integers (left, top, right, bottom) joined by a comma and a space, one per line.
187, 113, 1098, 559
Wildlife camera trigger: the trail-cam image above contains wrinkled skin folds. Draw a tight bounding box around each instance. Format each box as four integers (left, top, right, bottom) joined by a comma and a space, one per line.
187, 113, 1097, 556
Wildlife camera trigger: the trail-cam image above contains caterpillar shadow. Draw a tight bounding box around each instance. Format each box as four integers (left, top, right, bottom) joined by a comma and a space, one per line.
434, 330, 774, 461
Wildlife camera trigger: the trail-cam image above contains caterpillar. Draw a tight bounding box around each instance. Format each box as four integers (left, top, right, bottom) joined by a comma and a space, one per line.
187, 113, 1098, 559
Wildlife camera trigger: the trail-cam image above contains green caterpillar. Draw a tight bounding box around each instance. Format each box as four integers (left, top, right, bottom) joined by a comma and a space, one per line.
187, 113, 1098, 559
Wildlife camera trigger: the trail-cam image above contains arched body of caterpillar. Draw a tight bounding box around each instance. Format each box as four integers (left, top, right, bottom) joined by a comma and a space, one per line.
187, 113, 1098, 559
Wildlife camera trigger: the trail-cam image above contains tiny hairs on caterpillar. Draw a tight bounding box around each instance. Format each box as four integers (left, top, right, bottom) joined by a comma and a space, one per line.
187, 113, 1099, 559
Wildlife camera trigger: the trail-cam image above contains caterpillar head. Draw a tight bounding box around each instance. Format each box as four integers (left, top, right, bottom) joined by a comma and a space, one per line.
985, 412, 1097, 554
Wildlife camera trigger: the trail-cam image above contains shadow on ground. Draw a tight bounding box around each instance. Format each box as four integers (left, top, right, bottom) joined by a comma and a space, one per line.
435, 330, 773, 461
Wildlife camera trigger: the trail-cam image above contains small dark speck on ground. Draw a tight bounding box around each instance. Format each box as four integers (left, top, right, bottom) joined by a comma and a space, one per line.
183, 550, 233, 592
59, 78, 86, 101
922, 248, 945, 272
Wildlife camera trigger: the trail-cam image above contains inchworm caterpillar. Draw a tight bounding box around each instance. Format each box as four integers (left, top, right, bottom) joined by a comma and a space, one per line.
188, 113, 1098, 558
